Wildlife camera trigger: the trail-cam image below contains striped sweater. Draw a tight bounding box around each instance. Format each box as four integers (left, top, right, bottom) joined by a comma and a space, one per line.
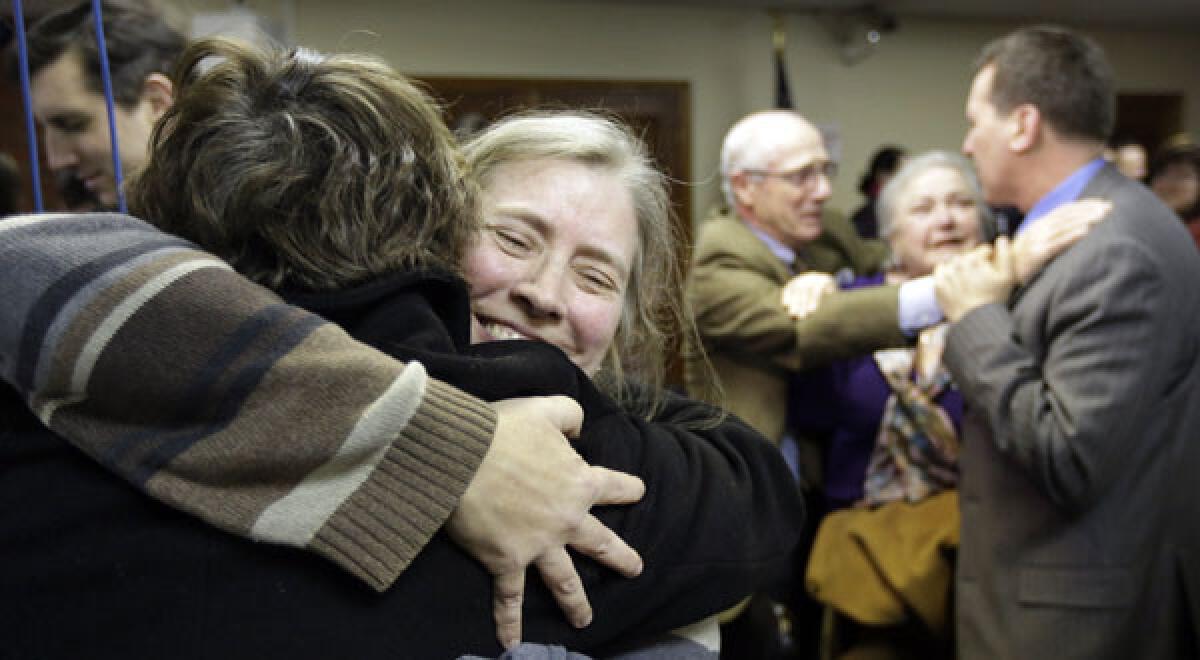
2, 212, 804, 654
0, 212, 495, 592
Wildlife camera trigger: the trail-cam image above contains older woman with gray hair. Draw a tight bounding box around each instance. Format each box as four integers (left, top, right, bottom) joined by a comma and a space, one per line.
789, 151, 990, 513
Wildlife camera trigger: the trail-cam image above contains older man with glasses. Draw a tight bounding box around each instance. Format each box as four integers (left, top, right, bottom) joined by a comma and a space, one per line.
687, 110, 913, 458
685, 109, 916, 654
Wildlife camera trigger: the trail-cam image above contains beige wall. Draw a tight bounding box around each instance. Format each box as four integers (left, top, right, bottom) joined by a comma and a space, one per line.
183, 0, 1199, 224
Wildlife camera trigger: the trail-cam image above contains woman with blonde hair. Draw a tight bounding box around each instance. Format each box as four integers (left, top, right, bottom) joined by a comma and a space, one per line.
462, 112, 689, 417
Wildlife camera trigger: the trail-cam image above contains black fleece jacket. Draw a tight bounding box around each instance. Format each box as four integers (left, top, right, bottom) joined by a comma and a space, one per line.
1, 268, 803, 658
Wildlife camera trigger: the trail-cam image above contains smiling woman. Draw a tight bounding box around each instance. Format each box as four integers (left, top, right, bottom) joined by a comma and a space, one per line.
793, 150, 987, 515
789, 153, 988, 657
467, 156, 636, 375
877, 151, 989, 280
0, 40, 801, 658
463, 113, 696, 415
460, 111, 754, 656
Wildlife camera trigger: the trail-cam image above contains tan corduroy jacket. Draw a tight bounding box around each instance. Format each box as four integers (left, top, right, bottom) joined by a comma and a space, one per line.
686, 207, 905, 447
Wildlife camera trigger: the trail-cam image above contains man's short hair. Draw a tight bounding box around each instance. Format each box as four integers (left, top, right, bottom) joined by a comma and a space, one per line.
15, 0, 185, 107
977, 25, 1115, 144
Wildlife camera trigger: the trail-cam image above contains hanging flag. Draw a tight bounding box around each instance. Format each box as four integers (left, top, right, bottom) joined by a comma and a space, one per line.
773, 15, 793, 109
775, 49, 794, 109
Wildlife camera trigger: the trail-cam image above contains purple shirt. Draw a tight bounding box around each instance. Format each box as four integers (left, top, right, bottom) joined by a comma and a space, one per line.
789, 274, 964, 507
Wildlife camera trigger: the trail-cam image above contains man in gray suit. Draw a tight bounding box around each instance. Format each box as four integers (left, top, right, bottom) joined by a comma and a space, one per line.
934, 25, 1200, 659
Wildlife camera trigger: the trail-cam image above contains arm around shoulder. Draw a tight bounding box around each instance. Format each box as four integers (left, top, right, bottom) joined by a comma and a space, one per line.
785, 283, 907, 371
0, 213, 496, 591
943, 237, 1172, 511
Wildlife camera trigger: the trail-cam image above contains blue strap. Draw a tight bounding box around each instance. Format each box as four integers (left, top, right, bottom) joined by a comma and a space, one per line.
91, 0, 127, 214
12, 0, 44, 212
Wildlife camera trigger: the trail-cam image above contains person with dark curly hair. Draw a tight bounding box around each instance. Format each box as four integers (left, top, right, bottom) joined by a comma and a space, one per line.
850, 145, 906, 240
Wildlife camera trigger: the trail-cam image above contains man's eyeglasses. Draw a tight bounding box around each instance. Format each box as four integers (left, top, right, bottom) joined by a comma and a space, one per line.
745, 161, 838, 189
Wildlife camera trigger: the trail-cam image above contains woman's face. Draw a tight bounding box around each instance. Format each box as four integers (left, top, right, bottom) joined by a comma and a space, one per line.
1151, 160, 1199, 214
465, 157, 637, 376
889, 166, 983, 278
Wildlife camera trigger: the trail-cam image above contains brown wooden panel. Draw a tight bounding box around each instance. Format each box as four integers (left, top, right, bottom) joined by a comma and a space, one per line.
417, 76, 692, 234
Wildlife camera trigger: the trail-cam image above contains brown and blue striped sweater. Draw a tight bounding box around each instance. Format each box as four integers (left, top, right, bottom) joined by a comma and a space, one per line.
0, 212, 496, 592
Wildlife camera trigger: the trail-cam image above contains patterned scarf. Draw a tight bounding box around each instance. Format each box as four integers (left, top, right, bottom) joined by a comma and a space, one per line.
862, 324, 959, 506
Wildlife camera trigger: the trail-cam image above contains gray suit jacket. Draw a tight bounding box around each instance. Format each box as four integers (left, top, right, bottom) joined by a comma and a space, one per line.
944, 164, 1200, 659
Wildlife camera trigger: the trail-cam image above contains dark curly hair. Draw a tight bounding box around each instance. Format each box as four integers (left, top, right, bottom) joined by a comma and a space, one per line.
128, 37, 477, 291
857, 145, 906, 197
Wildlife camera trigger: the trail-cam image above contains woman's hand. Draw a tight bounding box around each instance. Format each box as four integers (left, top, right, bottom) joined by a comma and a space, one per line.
781, 272, 837, 319
446, 396, 645, 649
1012, 198, 1111, 284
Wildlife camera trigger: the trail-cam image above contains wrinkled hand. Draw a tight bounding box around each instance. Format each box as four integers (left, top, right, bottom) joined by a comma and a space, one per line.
445, 395, 645, 649
1012, 198, 1110, 284
781, 272, 837, 319
934, 238, 1016, 323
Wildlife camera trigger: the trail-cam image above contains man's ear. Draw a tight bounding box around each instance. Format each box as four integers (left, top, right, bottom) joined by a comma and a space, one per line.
1009, 103, 1040, 153
731, 172, 756, 208
140, 73, 174, 121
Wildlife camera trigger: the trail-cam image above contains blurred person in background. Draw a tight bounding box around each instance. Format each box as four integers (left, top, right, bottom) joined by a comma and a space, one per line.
11, 0, 184, 209
0, 152, 18, 216
1109, 138, 1148, 182
1147, 138, 1200, 249
850, 145, 907, 240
